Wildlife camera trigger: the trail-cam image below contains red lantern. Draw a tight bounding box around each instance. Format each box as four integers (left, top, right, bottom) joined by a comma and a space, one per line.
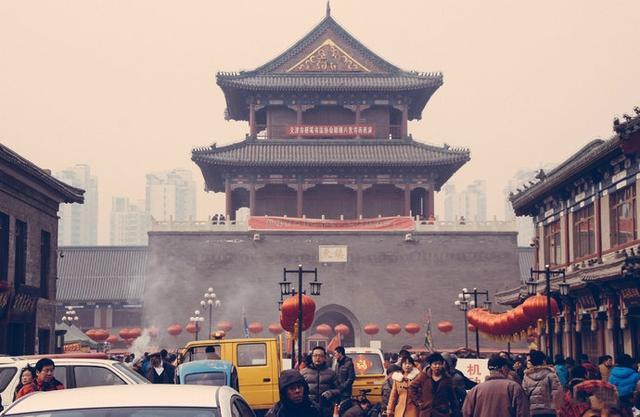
217, 320, 232, 332
523, 294, 559, 321
248, 322, 263, 334
129, 328, 142, 338
404, 323, 421, 335
467, 324, 476, 332
437, 321, 453, 334
167, 324, 182, 336
186, 322, 199, 334
386, 323, 401, 335
94, 329, 110, 343
316, 324, 333, 337
106, 335, 119, 344
363, 323, 379, 335
147, 327, 159, 338
86, 329, 97, 341
334, 324, 349, 335
268, 323, 283, 335
118, 328, 130, 340
280, 295, 316, 333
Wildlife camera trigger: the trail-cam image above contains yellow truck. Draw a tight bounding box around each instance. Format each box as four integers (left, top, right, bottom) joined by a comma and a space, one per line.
344, 347, 386, 404
177, 337, 281, 411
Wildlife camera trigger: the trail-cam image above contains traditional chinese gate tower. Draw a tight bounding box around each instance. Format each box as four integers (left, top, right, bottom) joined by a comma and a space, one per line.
192, 9, 469, 221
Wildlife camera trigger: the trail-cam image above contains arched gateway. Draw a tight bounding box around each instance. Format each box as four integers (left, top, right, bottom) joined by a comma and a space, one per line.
312, 304, 362, 348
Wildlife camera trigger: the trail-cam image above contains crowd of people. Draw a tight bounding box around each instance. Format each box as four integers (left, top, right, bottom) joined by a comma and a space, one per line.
268, 348, 640, 417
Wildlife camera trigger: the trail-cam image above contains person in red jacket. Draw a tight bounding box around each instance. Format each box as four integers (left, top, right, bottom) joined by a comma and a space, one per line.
15, 358, 64, 399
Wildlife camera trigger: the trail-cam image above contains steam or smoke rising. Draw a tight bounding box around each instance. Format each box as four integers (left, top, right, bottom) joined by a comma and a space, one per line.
129, 329, 152, 358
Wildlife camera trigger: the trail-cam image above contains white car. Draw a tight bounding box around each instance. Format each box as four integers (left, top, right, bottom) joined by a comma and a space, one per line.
1, 384, 256, 417
0, 357, 148, 409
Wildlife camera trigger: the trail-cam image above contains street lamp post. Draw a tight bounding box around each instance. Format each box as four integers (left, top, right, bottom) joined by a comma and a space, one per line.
279, 264, 321, 368
61, 306, 79, 325
459, 288, 492, 358
526, 265, 568, 359
200, 288, 221, 339
190, 310, 205, 341
454, 290, 475, 350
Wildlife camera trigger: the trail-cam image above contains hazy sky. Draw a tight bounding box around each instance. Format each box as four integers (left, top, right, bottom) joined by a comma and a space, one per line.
2, 1, 639, 244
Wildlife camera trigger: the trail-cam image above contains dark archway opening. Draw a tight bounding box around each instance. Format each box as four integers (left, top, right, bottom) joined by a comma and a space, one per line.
230, 188, 249, 221
311, 311, 355, 348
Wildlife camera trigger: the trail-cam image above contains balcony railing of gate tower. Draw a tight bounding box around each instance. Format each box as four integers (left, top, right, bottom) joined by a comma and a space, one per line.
151, 215, 516, 233
253, 124, 403, 140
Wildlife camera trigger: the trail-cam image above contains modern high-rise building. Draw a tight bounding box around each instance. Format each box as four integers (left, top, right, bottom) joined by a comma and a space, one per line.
55, 164, 98, 245
442, 181, 487, 222
145, 169, 196, 222
110, 197, 149, 245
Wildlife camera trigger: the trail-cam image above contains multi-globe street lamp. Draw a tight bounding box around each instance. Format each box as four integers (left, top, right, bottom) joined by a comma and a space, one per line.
279, 265, 321, 367
453, 289, 476, 350
61, 306, 79, 325
189, 310, 205, 341
200, 288, 221, 339
526, 265, 569, 359
459, 288, 492, 358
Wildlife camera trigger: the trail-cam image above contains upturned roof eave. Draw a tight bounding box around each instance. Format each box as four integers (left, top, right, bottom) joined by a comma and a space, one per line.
510, 137, 621, 215
0, 143, 85, 204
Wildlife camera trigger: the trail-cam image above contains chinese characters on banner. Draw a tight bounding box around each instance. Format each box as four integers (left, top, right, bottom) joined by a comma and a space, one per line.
248, 216, 415, 231
456, 358, 489, 384
286, 124, 376, 138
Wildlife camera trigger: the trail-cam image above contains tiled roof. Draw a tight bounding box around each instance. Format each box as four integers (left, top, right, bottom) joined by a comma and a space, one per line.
193, 139, 469, 168
57, 246, 147, 302
510, 110, 640, 215
217, 14, 443, 121
217, 73, 442, 92
192, 139, 469, 192
0, 143, 84, 203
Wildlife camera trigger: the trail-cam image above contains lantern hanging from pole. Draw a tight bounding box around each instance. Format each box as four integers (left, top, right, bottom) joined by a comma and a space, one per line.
437, 321, 453, 334
363, 323, 379, 335
334, 324, 349, 335
404, 323, 421, 335
167, 324, 182, 336
522, 294, 559, 321
386, 323, 401, 335
186, 322, 198, 334
118, 328, 131, 340
467, 324, 476, 332
217, 320, 232, 333
268, 323, 283, 335
316, 324, 333, 337
279, 294, 316, 333
248, 322, 263, 334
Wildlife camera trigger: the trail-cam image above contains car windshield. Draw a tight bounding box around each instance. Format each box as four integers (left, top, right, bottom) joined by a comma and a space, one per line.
112, 363, 150, 384
8, 407, 219, 417
350, 353, 385, 375
184, 372, 226, 386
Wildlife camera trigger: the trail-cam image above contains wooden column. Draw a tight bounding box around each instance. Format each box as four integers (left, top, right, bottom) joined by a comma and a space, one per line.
356, 184, 363, 218
427, 186, 435, 218
401, 104, 409, 139
249, 183, 256, 216
403, 185, 411, 216
297, 183, 304, 217
564, 210, 571, 265
595, 192, 603, 260
225, 179, 232, 219
249, 103, 256, 137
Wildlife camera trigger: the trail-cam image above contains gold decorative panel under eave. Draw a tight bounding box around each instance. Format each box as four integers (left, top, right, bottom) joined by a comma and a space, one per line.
287, 39, 370, 73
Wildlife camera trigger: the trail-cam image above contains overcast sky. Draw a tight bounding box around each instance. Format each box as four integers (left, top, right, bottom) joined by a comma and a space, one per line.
1, 0, 639, 244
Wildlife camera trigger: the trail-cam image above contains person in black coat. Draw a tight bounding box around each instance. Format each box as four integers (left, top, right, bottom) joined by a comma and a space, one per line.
335, 346, 356, 399
146, 354, 173, 384
266, 369, 321, 417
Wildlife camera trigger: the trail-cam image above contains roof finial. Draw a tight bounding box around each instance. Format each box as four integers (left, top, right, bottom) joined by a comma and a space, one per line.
326, 0, 331, 17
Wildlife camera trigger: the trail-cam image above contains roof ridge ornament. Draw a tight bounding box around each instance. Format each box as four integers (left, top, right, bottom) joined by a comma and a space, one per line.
326, 0, 331, 17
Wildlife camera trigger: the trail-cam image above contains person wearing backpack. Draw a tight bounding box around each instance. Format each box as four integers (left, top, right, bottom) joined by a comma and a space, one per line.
522, 350, 563, 417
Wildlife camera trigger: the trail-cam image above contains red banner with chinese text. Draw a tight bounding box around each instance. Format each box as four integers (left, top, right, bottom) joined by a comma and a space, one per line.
248, 216, 415, 231
286, 124, 375, 138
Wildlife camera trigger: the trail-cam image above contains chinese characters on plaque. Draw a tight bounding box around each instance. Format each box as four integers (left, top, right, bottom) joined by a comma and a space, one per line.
319, 245, 348, 263
287, 124, 375, 138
